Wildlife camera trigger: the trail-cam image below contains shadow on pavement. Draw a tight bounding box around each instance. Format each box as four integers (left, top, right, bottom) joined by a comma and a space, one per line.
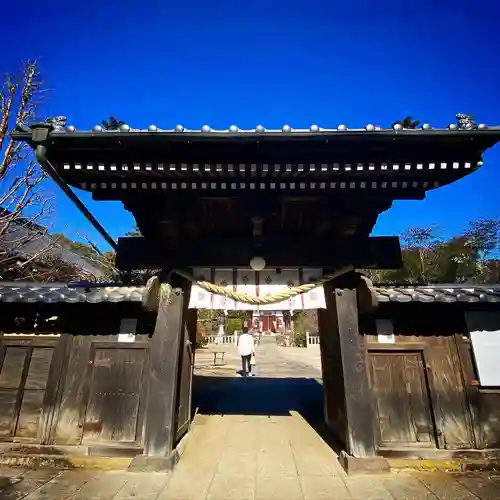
192, 375, 344, 454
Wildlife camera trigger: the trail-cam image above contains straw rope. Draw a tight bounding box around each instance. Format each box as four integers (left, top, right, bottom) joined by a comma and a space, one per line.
142, 265, 355, 310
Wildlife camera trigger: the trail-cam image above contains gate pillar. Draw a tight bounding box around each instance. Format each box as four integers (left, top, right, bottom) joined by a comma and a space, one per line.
318, 273, 389, 474
130, 274, 193, 471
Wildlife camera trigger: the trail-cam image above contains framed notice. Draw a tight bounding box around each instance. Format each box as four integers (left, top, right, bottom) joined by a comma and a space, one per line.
467, 312, 500, 387
376, 318, 395, 344
118, 318, 137, 343
469, 330, 500, 386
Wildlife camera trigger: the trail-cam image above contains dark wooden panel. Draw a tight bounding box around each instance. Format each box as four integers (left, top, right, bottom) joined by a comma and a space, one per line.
370, 353, 411, 444
454, 337, 480, 447
0, 392, 17, 437
477, 391, 500, 448
16, 390, 45, 438
115, 235, 402, 269
369, 351, 437, 448
0, 342, 62, 443
15, 347, 55, 440
24, 347, 54, 390
365, 311, 475, 451
0, 347, 28, 439
404, 353, 435, 445
371, 353, 418, 444
0, 347, 28, 389
427, 341, 474, 449
54, 336, 93, 445
82, 346, 147, 445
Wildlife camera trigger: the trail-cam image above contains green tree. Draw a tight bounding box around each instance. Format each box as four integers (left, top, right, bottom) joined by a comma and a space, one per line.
431, 236, 477, 283
373, 227, 441, 284
362, 218, 500, 285
462, 218, 500, 281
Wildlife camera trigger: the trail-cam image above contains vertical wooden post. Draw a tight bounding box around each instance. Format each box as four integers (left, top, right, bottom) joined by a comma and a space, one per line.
185, 309, 198, 347
175, 306, 197, 442
318, 275, 389, 473
131, 277, 192, 471
144, 287, 184, 462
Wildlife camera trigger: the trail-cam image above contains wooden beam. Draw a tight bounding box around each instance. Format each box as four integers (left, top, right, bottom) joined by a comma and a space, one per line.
115, 235, 402, 270
142, 283, 188, 467
317, 274, 388, 472
91, 187, 426, 201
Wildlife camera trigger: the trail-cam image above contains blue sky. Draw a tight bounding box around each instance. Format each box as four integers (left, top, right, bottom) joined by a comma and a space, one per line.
2, 0, 500, 250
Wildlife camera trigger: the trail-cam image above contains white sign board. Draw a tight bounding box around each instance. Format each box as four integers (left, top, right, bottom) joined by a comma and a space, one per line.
118, 333, 136, 343
466, 312, 500, 387
377, 334, 395, 344
469, 330, 500, 386
118, 318, 137, 343
376, 319, 395, 344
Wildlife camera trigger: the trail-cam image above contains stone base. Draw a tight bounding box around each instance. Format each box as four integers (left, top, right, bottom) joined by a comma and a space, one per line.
129, 426, 192, 472
128, 453, 177, 472
339, 450, 390, 475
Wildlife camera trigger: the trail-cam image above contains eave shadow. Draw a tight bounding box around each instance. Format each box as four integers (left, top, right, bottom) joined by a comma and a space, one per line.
191, 374, 344, 454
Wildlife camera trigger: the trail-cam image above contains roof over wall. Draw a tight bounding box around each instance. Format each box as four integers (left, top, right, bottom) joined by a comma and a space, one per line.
373, 285, 500, 304
0, 283, 143, 304
0, 209, 105, 278
0, 227, 105, 278
0, 283, 499, 305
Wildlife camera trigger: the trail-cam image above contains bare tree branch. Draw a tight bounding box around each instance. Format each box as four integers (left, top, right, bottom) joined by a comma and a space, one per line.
0, 61, 113, 283
0, 60, 58, 280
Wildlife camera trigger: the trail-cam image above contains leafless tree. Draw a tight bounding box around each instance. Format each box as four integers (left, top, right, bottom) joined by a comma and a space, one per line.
0, 60, 57, 279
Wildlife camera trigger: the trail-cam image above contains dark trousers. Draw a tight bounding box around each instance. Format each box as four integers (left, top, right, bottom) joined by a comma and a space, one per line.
241, 354, 252, 376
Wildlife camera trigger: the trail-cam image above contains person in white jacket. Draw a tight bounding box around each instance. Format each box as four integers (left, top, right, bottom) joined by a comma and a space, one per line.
237, 330, 256, 377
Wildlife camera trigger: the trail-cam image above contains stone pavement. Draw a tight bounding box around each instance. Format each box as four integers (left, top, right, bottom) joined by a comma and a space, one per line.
275, 344, 322, 372
2, 429, 500, 499
2, 338, 500, 499
194, 336, 323, 379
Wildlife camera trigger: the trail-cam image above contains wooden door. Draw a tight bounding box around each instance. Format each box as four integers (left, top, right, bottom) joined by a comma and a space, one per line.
427, 338, 475, 449
369, 351, 437, 448
81, 344, 148, 446
175, 326, 194, 443
260, 316, 270, 332
0, 337, 63, 443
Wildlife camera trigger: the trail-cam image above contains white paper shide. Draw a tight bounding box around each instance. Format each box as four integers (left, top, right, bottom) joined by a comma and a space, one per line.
188, 268, 326, 310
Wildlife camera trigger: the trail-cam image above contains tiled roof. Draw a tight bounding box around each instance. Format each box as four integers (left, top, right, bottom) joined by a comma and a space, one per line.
373, 285, 500, 304
0, 283, 144, 304
33, 125, 500, 134
0, 209, 105, 278
0, 227, 105, 278
11, 118, 500, 137
0, 283, 499, 305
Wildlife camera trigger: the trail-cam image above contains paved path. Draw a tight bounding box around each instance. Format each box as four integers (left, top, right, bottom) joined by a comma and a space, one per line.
2, 453, 500, 499
3, 338, 500, 499
275, 344, 322, 372
194, 337, 322, 379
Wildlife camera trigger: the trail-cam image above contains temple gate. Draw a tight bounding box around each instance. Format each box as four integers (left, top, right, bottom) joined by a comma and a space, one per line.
12, 115, 500, 472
